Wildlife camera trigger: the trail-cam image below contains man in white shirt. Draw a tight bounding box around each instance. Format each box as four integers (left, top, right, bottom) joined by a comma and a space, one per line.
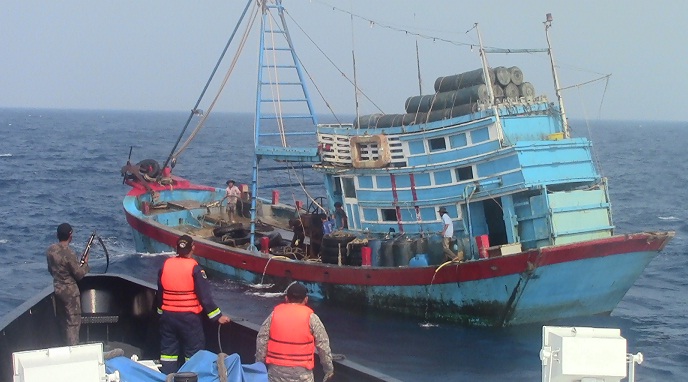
221, 180, 241, 222
439, 207, 464, 262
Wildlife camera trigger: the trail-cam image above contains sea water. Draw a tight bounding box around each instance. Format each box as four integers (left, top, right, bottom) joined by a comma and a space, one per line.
0, 109, 686, 381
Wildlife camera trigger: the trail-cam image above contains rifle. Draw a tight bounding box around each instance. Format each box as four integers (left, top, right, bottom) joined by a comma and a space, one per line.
80, 230, 97, 267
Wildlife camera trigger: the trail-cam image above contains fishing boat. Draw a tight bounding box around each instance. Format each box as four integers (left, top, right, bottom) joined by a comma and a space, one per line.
0, 274, 398, 382
120, 1, 673, 326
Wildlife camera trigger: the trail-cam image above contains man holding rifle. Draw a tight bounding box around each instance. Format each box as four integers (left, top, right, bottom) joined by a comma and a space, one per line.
46, 223, 91, 345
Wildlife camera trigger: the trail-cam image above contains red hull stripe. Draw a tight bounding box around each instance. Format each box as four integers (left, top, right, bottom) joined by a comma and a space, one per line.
126, 207, 671, 287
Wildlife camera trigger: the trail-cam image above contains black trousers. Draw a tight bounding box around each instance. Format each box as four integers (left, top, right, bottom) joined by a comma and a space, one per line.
159, 311, 205, 374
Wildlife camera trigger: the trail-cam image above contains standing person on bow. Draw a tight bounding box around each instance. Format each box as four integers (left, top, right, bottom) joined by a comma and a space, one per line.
221, 179, 241, 222
157, 235, 231, 375
256, 282, 334, 382
333, 202, 348, 230
439, 207, 464, 262
46, 223, 90, 346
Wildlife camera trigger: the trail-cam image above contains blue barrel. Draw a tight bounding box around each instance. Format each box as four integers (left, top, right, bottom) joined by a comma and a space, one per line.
368, 238, 382, 266
409, 254, 429, 267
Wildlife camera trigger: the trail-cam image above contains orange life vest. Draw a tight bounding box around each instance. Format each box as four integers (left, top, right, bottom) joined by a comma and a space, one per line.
160, 257, 202, 314
266, 303, 315, 369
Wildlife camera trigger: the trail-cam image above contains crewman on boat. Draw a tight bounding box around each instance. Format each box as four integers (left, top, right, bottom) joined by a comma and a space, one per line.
333, 202, 348, 230
289, 218, 306, 250
321, 214, 334, 236
221, 179, 241, 222
157, 235, 231, 375
439, 207, 464, 262
46, 223, 90, 346
256, 282, 334, 382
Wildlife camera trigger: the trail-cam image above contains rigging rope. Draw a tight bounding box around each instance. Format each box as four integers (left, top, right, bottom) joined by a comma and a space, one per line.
162, 0, 254, 170
173, 4, 260, 159
314, 0, 538, 52
284, 10, 384, 116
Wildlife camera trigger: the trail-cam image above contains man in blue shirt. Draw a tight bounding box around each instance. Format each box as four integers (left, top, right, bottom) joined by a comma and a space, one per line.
321, 215, 334, 235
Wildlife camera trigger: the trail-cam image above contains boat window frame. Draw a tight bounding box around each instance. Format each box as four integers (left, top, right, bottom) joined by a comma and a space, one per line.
342, 177, 356, 198
456, 166, 474, 181
428, 137, 447, 152
381, 208, 397, 221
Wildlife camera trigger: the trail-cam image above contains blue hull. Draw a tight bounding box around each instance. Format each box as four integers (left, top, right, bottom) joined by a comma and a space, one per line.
127, 219, 668, 326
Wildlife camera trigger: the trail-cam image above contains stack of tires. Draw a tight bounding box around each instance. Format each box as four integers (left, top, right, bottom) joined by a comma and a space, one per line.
320, 233, 357, 265
213, 223, 249, 246
346, 241, 366, 266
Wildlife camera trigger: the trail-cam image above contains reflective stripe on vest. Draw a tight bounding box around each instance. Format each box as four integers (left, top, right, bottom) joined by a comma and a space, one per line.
266, 303, 315, 369
161, 257, 202, 314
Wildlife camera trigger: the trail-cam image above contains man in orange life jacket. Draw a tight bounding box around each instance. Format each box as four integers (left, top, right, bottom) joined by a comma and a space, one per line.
255, 282, 334, 382
156, 235, 231, 374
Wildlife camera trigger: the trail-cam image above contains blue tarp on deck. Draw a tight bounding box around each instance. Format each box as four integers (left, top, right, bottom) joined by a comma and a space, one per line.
105, 351, 268, 382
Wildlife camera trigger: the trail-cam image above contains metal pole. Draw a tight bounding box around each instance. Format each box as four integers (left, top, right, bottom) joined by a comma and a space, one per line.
544, 14, 570, 138
475, 23, 494, 106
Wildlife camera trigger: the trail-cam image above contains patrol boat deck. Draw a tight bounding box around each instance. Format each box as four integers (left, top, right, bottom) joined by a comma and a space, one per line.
0, 274, 399, 382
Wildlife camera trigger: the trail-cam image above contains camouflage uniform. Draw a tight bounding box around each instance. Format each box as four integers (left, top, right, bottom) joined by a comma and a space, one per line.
256, 311, 334, 382
46, 242, 89, 345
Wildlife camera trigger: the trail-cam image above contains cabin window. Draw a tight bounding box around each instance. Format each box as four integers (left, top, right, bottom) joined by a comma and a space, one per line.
471, 127, 490, 143
342, 178, 356, 198
408, 140, 425, 154
358, 176, 373, 188
456, 166, 474, 181
393, 174, 411, 188
413, 173, 431, 187
362, 208, 378, 221
428, 137, 446, 151
420, 207, 436, 221
449, 133, 467, 148
433, 170, 452, 185
382, 209, 397, 221
376, 176, 391, 188
333, 177, 343, 196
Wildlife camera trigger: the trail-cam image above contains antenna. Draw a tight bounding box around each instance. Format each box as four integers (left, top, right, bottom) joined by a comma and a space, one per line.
475, 23, 495, 107
350, 3, 361, 123
414, 13, 422, 95
544, 13, 570, 138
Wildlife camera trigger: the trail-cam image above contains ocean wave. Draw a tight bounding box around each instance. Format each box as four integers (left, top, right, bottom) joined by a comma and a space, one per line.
0, 153, 12, 157
247, 283, 274, 290
658, 216, 680, 221
137, 251, 174, 257
246, 291, 283, 299
0, 239, 7, 244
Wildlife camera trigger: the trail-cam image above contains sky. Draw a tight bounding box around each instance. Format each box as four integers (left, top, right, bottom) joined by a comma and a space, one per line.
2, 0, 687, 122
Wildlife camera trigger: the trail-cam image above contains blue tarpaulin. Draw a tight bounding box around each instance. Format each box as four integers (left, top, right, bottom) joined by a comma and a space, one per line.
105, 351, 268, 382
